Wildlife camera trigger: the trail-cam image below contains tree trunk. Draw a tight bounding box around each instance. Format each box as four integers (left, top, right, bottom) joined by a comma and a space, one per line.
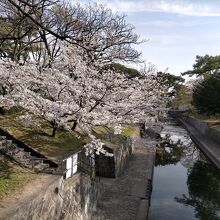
0, 107, 5, 115
50, 120, 57, 137
71, 121, 78, 131
51, 126, 57, 137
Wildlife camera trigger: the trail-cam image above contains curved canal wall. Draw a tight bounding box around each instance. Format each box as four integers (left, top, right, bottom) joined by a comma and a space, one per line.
174, 115, 220, 169
184, 116, 220, 145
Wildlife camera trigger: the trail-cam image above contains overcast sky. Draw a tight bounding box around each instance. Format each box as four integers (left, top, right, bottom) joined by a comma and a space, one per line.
73, 0, 220, 75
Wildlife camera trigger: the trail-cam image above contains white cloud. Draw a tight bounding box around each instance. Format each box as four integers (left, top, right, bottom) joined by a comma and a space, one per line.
139, 20, 177, 28
147, 34, 192, 46
91, 0, 220, 17
138, 20, 220, 28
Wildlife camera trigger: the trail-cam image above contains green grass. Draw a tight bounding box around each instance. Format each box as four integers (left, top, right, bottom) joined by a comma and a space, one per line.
92, 125, 140, 149
0, 110, 87, 160
92, 126, 117, 149
0, 109, 140, 157
0, 155, 37, 200
121, 125, 140, 138
92, 126, 112, 138
93, 125, 140, 138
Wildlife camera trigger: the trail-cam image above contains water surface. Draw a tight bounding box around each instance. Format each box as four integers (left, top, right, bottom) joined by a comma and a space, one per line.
149, 121, 220, 220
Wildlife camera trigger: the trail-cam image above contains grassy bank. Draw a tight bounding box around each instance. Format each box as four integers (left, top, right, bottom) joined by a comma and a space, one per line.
0, 154, 37, 200
121, 125, 140, 138
0, 110, 86, 160
92, 124, 140, 150
0, 109, 141, 158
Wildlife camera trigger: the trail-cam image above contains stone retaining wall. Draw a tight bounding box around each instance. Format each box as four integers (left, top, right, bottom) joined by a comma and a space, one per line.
3, 173, 103, 220
95, 134, 134, 178
114, 137, 133, 177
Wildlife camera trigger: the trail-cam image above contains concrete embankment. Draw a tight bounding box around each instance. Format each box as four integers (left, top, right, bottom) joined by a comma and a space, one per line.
92, 138, 156, 220
175, 115, 220, 169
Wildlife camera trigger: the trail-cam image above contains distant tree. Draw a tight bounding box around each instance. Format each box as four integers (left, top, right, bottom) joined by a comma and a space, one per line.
0, 1, 37, 62
192, 73, 220, 115
2, 0, 143, 66
168, 84, 193, 109
182, 55, 220, 78
157, 72, 185, 97
106, 63, 141, 78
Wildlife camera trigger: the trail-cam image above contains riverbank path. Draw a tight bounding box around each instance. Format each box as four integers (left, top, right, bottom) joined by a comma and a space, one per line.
92, 138, 156, 220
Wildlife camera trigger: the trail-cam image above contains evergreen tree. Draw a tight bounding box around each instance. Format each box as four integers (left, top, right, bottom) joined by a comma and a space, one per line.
193, 73, 220, 115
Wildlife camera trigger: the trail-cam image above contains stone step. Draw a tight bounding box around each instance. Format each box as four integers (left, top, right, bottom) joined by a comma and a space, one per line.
32, 159, 44, 166
40, 168, 56, 174
6, 145, 16, 151
0, 139, 7, 146
0, 135, 56, 173
6, 139, 13, 144
34, 163, 50, 172
14, 150, 26, 158
23, 152, 31, 158
22, 159, 32, 167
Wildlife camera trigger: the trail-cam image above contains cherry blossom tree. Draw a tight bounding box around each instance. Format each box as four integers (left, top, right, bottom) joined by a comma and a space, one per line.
0, 43, 168, 154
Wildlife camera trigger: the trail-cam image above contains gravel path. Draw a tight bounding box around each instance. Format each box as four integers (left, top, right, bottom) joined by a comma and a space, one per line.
93, 138, 156, 220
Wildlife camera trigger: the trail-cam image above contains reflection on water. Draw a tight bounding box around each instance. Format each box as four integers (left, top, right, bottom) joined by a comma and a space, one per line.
149, 121, 220, 220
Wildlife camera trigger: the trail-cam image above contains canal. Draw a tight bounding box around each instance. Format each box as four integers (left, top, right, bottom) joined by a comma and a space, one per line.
149, 119, 220, 220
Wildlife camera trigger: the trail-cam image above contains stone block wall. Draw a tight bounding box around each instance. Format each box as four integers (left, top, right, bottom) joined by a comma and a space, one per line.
61, 174, 103, 220
114, 137, 133, 177
95, 135, 134, 178
3, 173, 103, 220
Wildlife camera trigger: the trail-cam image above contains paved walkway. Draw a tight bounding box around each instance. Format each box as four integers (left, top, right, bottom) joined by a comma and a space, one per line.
92, 138, 156, 220
179, 118, 220, 169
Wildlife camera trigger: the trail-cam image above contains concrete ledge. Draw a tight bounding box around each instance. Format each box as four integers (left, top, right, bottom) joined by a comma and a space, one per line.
177, 117, 220, 169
